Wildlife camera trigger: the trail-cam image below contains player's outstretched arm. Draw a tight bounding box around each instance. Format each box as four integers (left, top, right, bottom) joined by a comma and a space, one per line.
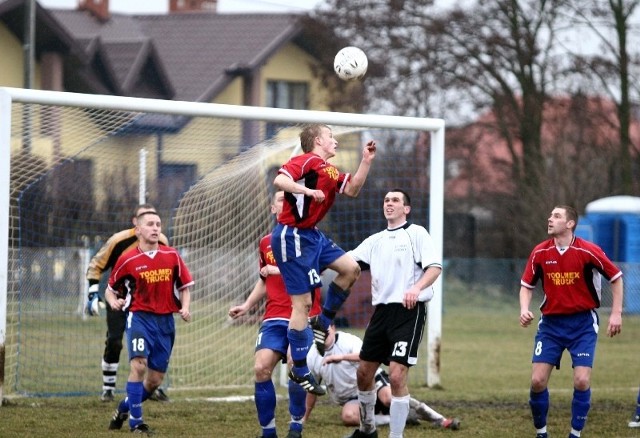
228, 279, 266, 319
344, 140, 376, 198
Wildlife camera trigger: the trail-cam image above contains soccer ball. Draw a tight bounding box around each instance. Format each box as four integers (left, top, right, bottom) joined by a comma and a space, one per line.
333, 46, 368, 81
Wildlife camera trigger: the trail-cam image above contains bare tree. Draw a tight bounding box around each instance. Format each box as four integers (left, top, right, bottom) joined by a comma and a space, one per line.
562, 0, 640, 194
314, 0, 573, 255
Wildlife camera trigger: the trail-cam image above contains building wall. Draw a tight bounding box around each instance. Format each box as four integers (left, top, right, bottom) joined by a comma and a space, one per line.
3, 25, 346, 212
0, 23, 41, 88
261, 43, 332, 111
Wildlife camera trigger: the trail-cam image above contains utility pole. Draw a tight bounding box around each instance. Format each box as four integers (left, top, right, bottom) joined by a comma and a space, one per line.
22, 0, 35, 153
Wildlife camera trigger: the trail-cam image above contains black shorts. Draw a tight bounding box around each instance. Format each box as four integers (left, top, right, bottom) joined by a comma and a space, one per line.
360, 302, 427, 367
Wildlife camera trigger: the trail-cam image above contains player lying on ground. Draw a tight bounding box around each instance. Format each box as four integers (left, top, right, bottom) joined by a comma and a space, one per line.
304, 324, 460, 431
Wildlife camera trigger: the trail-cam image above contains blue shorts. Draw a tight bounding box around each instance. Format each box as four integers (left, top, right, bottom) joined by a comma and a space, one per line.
255, 319, 312, 361
531, 310, 599, 369
126, 311, 175, 373
271, 223, 345, 295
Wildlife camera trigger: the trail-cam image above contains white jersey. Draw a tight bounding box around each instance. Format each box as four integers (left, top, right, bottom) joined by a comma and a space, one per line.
307, 331, 362, 406
349, 222, 441, 305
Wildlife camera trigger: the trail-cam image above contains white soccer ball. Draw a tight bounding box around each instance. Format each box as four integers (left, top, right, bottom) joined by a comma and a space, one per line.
334, 46, 368, 81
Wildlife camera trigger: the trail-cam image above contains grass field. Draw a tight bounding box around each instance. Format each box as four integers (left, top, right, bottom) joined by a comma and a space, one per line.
2, 306, 640, 438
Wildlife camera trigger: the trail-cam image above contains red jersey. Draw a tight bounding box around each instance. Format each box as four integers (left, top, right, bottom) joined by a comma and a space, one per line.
277, 152, 350, 228
520, 236, 622, 315
108, 246, 194, 314
259, 234, 321, 320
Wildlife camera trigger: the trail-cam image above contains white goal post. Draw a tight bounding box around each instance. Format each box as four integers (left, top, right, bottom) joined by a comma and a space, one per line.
0, 87, 444, 400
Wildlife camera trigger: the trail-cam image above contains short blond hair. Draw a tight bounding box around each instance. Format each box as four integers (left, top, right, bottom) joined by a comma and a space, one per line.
299, 124, 330, 153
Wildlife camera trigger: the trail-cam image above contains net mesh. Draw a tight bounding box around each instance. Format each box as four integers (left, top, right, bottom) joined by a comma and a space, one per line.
6, 99, 433, 396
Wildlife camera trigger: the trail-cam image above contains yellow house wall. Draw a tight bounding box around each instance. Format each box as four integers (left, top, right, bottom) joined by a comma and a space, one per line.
4, 27, 356, 208
0, 23, 42, 88
262, 44, 332, 111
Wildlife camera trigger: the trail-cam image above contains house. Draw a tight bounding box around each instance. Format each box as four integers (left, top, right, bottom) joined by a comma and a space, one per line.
0, 0, 358, 214
440, 95, 640, 257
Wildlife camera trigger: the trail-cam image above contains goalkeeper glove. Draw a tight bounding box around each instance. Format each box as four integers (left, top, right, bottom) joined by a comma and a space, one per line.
86, 284, 105, 316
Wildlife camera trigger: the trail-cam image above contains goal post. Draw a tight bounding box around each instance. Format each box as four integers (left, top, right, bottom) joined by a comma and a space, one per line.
0, 86, 445, 398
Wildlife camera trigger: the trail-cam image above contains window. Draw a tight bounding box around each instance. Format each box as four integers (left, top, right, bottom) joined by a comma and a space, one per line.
266, 81, 308, 138
157, 163, 197, 213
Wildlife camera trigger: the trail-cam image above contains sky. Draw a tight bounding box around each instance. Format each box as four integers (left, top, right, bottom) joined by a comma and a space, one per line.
38, 0, 324, 14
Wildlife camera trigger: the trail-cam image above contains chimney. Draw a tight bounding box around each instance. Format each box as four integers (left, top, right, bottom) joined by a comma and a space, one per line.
78, 0, 110, 22
169, 0, 217, 13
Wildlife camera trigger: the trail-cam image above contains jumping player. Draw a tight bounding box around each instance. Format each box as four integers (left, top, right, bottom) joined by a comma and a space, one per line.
271, 123, 376, 395
228, 191, 322, 438
519, 205, 623, 438
105, 211, 193, 434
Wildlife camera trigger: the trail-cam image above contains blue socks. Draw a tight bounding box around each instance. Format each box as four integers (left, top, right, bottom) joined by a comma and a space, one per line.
571, 388, 590, 432
530, 387, 590, 436
288, 379, 305, 432
529, 388, 549, 429
126, 381, 144, 429
288, 328, 311, 376
255, 380, 277, 436
319, 282, 350, 329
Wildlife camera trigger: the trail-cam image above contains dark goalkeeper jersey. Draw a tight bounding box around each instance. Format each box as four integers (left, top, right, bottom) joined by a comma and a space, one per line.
86, 227, 169, 286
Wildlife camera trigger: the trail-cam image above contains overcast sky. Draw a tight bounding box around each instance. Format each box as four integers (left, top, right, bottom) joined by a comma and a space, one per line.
38, 0, 323, 13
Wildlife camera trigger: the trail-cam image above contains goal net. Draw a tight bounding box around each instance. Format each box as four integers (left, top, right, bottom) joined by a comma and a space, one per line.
0, 88, 444, 397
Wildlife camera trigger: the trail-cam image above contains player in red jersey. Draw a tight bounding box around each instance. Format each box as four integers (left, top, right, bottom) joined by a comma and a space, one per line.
519, 205, 623, 438
228, 191, 322, 438
105, 211, 194, 434
85, 203, 171, 403
271, 124, 376, 396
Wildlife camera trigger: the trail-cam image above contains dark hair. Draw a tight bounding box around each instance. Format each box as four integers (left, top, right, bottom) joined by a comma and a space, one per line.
390, 188, 411, 206
299, 124, 330, 153
555, 204, 578, 231
133, 203, 156, 218
271, 190, 284, 204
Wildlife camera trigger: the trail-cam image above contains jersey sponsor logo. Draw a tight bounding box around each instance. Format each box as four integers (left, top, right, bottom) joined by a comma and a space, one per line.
139, 268, 171, 283
135, 265, 148, 271
266, 250, 276, 265
546, 271, 580, 286
324, 165, 339, 180
545, 260, 558, 264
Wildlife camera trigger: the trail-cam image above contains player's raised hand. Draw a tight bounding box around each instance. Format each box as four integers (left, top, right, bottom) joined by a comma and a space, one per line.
363, 140, 376, 162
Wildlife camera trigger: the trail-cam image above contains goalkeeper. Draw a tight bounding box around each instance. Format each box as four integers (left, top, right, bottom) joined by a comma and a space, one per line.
86, 203, 170, 403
